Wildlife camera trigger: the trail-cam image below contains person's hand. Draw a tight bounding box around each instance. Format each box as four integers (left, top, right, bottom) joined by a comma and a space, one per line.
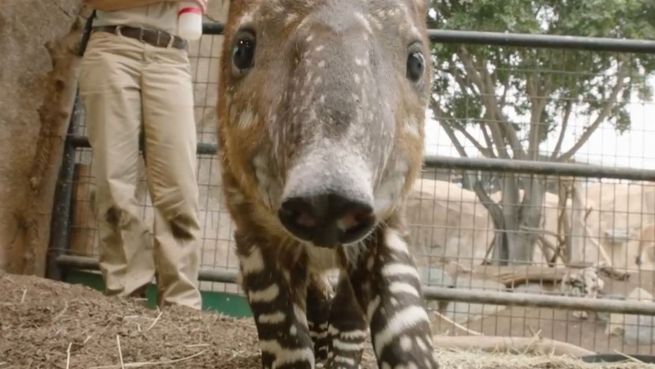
179, 0, 207, 13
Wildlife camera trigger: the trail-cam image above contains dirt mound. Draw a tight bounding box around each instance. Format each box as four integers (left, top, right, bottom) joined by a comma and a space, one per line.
0, 272, 260, 369
0, 273, 649, 369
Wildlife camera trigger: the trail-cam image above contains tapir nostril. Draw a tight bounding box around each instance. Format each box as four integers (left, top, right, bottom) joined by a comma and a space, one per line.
278, 193, 375, 247
337, 206, 375, 242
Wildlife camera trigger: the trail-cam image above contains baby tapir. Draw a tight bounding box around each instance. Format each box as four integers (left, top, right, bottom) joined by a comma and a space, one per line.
217, 1, 437, 368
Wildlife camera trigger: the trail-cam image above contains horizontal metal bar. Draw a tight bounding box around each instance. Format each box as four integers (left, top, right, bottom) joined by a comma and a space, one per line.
70, 135, 217, 155
57, 255, 655, 316
57, 255, 237, 283
202, 22, 224, 35
69, 135, 655, 181
201, 22, 655, 54
427, 29, 655, 54
423, 286, 655, 316
424, 155, 655, 181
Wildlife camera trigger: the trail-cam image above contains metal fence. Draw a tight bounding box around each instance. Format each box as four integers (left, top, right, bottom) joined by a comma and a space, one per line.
49, 22, 655, 356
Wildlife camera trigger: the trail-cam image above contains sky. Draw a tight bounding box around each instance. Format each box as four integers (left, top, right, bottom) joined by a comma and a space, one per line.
424, 98, 655, 170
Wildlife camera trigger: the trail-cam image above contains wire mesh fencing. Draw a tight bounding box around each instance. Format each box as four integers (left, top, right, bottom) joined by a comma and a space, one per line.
58, 27, 655, 354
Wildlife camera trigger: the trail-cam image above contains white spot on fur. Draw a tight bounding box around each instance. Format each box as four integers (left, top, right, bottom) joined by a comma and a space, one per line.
249, 284, 280, 303
238, 108, 257, 129
335, 356, 357, 366
381, 263, 420, 281
353, 12, 373, 34
339, 330, 367, 340
332, 339, 363, 352
259, 340, 315, 368
258, 311, 287, 324
400, 335, 413, 351
386, 229, 409, 254
237, 12, 254, 26
374, 306, 430, 356
293, 304, 308, 328
285, 13, 298, 26
389, 282, 420, 297
240, 247, 264, 275
367, 296, 381, 321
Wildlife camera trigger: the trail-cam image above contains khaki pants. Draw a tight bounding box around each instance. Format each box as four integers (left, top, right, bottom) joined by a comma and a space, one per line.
79, 31, 202, 310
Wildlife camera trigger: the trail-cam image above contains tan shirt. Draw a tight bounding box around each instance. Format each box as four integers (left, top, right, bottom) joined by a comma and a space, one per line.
94, 3, 179, 35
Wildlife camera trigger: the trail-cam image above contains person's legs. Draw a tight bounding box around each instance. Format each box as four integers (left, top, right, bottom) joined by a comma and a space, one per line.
141, 43, 202, 310
79, 32, 155, 296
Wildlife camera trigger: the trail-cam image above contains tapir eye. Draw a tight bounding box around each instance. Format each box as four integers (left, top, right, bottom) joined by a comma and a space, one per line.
232, 30, 256, 73
406, 51, 425, 82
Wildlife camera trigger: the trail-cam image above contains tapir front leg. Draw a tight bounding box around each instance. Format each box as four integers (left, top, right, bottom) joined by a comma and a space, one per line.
236, 233, 315, 369
306, 275, 333, 363
324, 274, 368, 369
350, 228, 439, 369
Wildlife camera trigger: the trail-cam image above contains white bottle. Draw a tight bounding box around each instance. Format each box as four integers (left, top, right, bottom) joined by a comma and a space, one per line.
177, 1, 203, 41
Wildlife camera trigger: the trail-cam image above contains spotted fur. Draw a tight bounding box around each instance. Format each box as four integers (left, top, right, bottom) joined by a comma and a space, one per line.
218, 1, 437, 368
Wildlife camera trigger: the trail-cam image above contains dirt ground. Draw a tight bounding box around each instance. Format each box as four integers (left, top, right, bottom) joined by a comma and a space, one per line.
1, 272, 652, 369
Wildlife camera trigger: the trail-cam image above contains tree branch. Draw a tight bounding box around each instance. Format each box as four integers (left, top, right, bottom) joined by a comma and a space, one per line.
458, 47, 525, 159
480, 122, 496, 157
438, 110, 505, 256
479, 55, 527, 159
526, 71, 551, 161
558, 59, 629, 161
433, 101, 493, 158
550, 99, 572, 160
449, 64, 498, 157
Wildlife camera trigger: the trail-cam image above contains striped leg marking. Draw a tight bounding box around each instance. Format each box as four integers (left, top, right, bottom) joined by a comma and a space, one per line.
307, 276, 333, 363
366, 229, 439, 369
237, 237, 315, 369
324, 274, 367, 369
326, 326, 367, 369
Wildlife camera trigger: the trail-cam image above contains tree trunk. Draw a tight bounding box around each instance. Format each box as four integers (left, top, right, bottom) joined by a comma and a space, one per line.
567, 179, 587, 264
488, 174, 546, 265
492, 175, 520, 264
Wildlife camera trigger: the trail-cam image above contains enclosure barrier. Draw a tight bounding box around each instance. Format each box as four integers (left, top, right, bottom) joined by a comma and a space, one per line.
47, 20, 655, 354
56, 254, 655, 316
202, 22, 655, 53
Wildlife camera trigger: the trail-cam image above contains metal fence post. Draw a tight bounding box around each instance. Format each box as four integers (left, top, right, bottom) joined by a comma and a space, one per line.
46, 97, 81, 281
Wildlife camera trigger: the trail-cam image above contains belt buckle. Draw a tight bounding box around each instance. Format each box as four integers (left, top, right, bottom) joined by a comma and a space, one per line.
115, 25, 123, 37
138, 27, 145, 43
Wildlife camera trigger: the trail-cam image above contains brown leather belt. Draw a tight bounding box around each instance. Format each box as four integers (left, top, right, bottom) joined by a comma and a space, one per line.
93, 25, 188, 50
